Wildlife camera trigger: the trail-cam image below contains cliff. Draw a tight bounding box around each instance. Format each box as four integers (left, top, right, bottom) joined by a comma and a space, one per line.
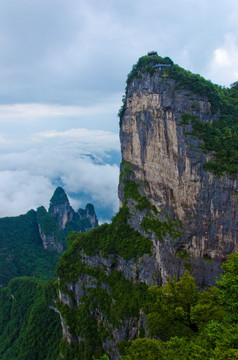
119, 70, 238, 286
56, 55, 238, 359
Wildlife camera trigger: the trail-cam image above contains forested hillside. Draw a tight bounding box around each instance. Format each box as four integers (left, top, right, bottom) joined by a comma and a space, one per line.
0, 210, 60, 287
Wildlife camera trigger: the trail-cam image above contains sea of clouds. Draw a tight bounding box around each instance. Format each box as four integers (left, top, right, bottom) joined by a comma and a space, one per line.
0, 128, 120, 222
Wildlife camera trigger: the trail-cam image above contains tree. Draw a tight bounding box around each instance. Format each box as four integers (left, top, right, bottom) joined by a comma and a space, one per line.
216, 252, 238, 321
145, 272, 199, 340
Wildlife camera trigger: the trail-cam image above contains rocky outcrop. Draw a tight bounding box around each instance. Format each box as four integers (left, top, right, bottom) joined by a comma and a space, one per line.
78, 203, 99, 230
48, 187, 75, 230
38, 227, 63, 253
119, 72, 238, 286
37, 187, 99, 252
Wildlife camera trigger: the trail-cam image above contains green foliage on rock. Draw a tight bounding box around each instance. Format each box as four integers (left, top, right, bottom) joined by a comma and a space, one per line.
180, 112, 238, 175
57, 206, 152, 280
123, 180, 156, 212
145, 272, 199, 340
141, 215, 182, 241
120, 161, 182, 242
126, 55, 173, 86
56, 264, 148, 359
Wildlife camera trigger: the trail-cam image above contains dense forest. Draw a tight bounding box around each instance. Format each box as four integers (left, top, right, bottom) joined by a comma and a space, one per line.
0, 210, 60, 287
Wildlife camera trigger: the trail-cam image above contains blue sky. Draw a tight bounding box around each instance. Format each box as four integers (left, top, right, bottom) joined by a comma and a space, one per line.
0, 0, 238, 220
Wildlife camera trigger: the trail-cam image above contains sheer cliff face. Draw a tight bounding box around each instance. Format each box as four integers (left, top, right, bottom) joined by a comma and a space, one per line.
119, 73, 238, 285
57, 69, 238, 359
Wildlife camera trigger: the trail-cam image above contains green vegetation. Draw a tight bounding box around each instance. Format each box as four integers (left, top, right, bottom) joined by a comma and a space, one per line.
141, 216, 182, 241
180, 112, 238, 175
57, 267, 148, 360
49, 186, 69, 209
57, 256, 149, 359
56, 194, 154, 359
120, 54, 238, 175
0, 188, 101, 359
37, 206, 58, 236
122, 253, 238, 359
126, 55, 173, 86
0, 277, 61, 360
56, 205, 152, 285
0, 210, 60, 286
118, 55, 173, 125
56, 252, 238, 359
120, 162, 182, 241
123, 179, 156, 212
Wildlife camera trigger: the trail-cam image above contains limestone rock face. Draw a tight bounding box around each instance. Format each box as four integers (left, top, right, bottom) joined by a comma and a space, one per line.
119, 73, 238, 286
38, 225, 63, 253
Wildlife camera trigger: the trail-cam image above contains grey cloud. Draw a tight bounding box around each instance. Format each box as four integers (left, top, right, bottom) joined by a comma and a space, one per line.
0, 0, 237, 106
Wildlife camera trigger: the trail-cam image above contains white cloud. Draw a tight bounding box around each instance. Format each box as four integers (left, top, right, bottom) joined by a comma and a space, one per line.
0, 97, 121, 122
0, 128, 120, 218
207, 34, 238, 85
0, 170, 54, 217
33, 128, 119, 153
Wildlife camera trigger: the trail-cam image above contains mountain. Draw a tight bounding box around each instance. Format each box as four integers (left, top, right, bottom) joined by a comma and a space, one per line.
119, 58, 238, 286
0, 186, 98, 287
0, 187, 99, 360
56, 54, 238, 359
37, 186, 98, 253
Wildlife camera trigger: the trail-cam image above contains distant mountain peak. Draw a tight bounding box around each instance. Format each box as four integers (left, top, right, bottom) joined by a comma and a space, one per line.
49, 187, 69, 209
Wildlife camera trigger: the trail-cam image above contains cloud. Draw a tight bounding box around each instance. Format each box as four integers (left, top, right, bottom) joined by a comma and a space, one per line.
0, 0, 238, 220
0, 170, 54, 217
1, 0, 237, 106
0, 128, 120, 219
207, 34, 238, 85
0, 99, 120, 121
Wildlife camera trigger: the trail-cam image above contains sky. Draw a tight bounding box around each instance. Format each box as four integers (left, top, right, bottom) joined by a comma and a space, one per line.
0, 0, 238, 221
